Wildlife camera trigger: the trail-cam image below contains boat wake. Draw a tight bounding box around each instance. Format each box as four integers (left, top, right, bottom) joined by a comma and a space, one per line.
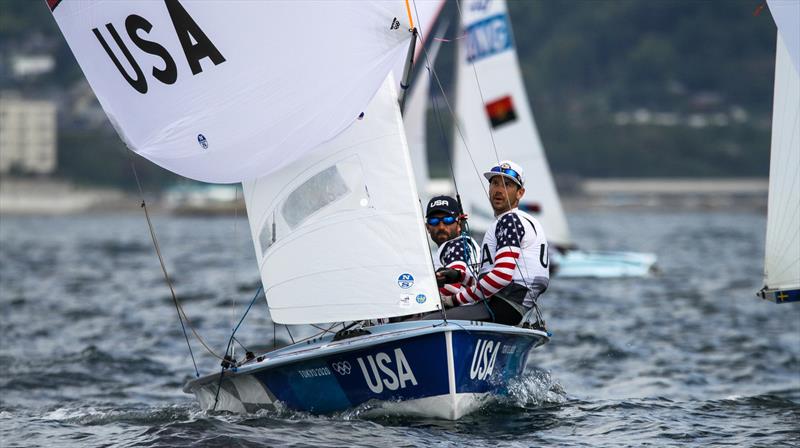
503, 367, 567, 408
39, 403, 198, 426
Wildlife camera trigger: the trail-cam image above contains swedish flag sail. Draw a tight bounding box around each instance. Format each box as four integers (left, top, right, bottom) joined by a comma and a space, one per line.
759, 0, 800, 303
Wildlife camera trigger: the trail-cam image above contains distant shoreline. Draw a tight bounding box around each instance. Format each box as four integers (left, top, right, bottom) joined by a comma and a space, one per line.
0, 177, 768, 216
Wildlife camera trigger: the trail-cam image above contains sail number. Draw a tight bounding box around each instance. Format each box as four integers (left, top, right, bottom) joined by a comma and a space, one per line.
91, 0, 226, 94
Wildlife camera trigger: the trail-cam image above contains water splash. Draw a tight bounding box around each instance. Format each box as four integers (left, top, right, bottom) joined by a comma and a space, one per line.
503, 368, 567, 408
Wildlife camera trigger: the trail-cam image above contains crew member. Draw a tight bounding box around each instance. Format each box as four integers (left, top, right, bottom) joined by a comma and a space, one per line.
423, 195, 479, 308
437, 160, 550, 325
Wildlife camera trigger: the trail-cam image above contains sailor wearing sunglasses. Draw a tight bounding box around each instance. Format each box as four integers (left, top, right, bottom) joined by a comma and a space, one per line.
444, 160, 550, 325
423, 196, 479, 308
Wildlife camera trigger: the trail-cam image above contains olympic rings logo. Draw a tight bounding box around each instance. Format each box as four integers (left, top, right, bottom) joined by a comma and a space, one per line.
331, 361, 352, 375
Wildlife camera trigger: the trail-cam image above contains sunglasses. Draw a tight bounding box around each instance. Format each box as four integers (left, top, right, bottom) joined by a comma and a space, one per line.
426, 215, 457, 226
490, 165, 521, 182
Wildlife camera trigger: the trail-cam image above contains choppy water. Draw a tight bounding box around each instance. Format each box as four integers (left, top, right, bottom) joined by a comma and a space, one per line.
1, 210, 798, 447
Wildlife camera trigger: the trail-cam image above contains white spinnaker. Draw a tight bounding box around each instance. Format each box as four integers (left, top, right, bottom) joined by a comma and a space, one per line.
50, 0, 413, 183
242, 75, 439, 324
763, 5, 800, 294
451, 0, 570, 247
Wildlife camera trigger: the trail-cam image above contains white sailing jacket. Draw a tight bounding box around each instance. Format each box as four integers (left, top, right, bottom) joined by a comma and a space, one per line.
454, 208, 549, 308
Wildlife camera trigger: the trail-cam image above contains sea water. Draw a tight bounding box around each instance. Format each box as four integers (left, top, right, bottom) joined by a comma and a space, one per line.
1, 210, 798, 447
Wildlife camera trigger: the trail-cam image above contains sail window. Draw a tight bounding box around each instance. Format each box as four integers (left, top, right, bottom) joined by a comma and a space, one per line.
281, 165, 351, 229
257, 158, 369, 258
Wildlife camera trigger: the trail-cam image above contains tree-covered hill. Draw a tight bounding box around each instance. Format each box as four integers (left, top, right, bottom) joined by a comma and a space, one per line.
502, 0, 776, 178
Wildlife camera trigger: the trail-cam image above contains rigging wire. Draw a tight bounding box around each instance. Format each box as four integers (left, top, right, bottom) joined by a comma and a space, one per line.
128, 158, 221, 379
230, 185, 243, 360
212, 285, 263, 410
285, 325, 295, 344
126, 158, 228, 363
412, 1, 481, 318
420, 0, 546, 325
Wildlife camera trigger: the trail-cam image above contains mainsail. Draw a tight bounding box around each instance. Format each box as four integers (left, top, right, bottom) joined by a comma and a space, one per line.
451, 0, 571, 247
761, 0, 800, 303
49, 0, 415, 183
242, 75, 439, 324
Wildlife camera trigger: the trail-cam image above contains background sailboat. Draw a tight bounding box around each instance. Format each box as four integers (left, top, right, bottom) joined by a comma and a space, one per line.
759, 0, 800, 303
49, 0, 551, 419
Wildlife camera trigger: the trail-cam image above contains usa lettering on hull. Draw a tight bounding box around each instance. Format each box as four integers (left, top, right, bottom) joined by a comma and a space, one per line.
452, 332, 540, 394
356, 348, 418, 394
469, 339, 502, 381
326, 334, 450, 404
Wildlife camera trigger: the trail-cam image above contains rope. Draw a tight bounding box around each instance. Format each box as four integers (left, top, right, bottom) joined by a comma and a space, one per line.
125, 157, 228, 364
225, 286, 264, 356
212, 285, 263, 410
422, 1, 545, 326
128, 159, 203, 377
230, 185, 242, 359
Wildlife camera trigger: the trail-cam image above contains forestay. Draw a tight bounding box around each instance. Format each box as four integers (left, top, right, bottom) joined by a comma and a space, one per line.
242, 76, 439, 324
762, 0, 800, 301
451, 0, 570, 246
49, 0, 414, 183
404, 32, 446, 201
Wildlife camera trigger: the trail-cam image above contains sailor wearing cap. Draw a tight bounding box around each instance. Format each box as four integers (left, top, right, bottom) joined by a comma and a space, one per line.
423, 195, 479, 308
441, 160, 550, 325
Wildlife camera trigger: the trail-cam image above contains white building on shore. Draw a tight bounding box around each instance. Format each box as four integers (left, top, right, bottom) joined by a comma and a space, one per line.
0, 92, 57, 175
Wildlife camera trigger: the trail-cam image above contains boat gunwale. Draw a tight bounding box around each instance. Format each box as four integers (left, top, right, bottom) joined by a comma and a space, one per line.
183, 320, 548, 392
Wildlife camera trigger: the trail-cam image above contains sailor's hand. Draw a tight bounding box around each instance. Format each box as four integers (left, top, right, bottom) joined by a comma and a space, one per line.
436, 270, 446, 287
436, 268, 462, 287
441, 295, 455, 308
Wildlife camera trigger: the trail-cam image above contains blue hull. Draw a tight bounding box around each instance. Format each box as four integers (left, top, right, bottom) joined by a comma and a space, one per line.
184, 321, 549, 419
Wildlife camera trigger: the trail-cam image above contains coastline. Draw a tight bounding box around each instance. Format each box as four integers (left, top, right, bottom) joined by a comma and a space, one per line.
0, 177, 768, 216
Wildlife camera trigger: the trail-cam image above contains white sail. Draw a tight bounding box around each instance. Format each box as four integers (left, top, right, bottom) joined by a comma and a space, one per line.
242, 75, 439, 324
768, 0, 800, 74
762, 1, 800, 301
49, 0, 415, 183
450, 0, 570, 246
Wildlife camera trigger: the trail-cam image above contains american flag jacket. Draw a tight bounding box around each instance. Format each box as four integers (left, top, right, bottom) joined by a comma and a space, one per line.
450, 208, 550, 308
434, 235, 479, 299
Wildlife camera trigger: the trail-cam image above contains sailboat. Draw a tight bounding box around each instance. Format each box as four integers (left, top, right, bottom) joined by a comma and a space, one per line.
416, 0, 657, 278
49, 0, 550, 419
758, 0, 799, 304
